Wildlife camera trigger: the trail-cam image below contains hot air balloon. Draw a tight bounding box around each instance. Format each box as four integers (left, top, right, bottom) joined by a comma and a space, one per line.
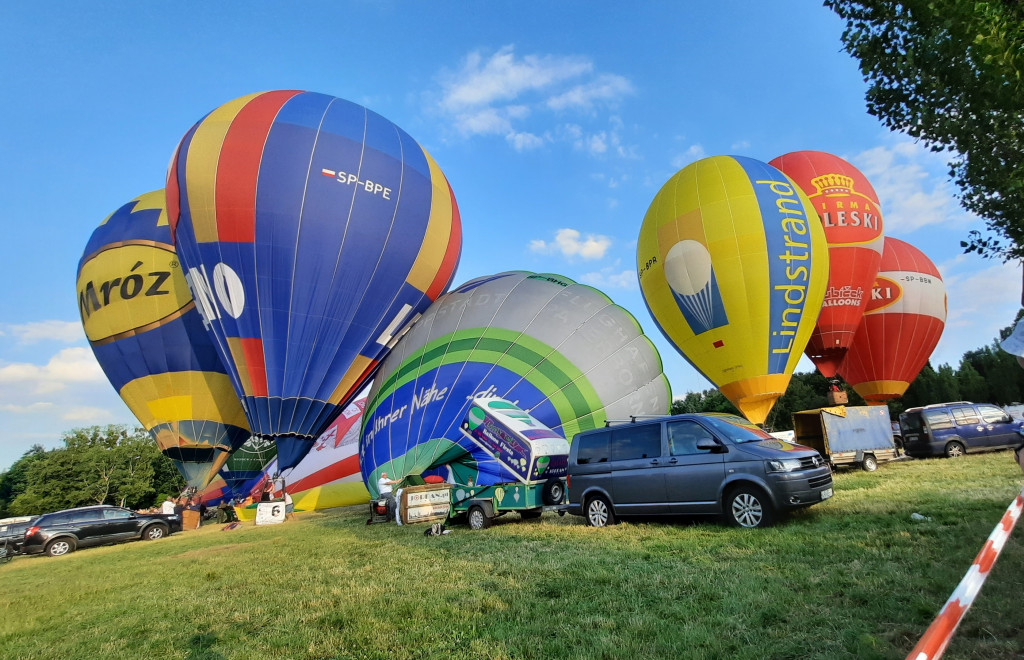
76, 190, 250, 488
769, 150, 885, 377
252, 397, 370, 511
838, 237, 947, 401
637, 155, 829, 424
359, 271, 671, 495
167, 91, 462, 471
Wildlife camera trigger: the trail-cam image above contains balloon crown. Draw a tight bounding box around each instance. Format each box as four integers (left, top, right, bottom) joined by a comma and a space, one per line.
811, 174, 856, 196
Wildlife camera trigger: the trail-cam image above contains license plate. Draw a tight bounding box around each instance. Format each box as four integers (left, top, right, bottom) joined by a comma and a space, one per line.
821, 488, 833, 500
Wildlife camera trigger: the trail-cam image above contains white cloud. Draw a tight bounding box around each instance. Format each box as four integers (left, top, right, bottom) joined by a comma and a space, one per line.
435, 46, 634, 156
671, 144, 706, 170
61, 406, 114, 423
580, 268, 638, 290
5, 320, 84, 344
0, 402, 54, 414
546, 74, 633, 111
506, 131, 546, 151
930, 257, 1021, 368
850, 141, 972, 234
530, 228, 612, 260
0, 347, 106, 394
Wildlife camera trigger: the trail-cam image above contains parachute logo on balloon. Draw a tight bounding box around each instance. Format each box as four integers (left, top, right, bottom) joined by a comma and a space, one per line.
664, 239, 728, 334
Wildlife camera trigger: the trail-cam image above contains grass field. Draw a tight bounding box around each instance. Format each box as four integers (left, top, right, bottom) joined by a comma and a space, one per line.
1, 452, 1022, 660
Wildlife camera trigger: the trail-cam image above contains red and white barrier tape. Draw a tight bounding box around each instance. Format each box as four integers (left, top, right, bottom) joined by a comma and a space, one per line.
907, 487, 1024, 660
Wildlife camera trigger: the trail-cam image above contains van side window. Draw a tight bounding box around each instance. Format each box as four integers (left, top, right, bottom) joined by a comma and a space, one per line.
611, 424, 662, 461
575, 432, 610, 464
978, 405, 1009, 424
667, 421, 714, 456
950, 406, 980, 426
923, 409, 954, 430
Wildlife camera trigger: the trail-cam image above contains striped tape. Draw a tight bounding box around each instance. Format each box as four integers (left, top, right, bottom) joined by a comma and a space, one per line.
907, 486, 1024, 660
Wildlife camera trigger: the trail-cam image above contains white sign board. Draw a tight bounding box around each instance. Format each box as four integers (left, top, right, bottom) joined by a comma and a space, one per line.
255, 502, 286, 525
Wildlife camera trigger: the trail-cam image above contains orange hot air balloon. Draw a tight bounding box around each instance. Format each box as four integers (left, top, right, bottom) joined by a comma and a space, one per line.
838, 238, 947, 402
770, 151, 885, 378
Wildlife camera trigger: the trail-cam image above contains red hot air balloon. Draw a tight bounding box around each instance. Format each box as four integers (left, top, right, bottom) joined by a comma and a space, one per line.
838, 237, 947, 402
770, 151, 885, 377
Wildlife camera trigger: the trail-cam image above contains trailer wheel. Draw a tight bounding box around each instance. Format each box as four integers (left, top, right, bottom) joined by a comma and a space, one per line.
467, 505, 491, 530
541, 478, 565, 505
861, 454, 878, 472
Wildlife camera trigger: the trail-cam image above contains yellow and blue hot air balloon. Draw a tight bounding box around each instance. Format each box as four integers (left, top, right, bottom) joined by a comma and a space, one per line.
637, 156, 829, 424
167, 91, 462, 470
76, 191, 250, 488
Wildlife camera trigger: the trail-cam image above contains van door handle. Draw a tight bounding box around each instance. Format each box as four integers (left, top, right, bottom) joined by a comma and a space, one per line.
650, 459, 659, 465
669, 458, 678, 464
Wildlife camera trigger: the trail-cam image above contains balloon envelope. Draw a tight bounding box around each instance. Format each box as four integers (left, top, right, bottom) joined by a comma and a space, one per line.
769, 151, 885, 377
637, 155, 829, 424
359, 271, 671, 496
167, 91, 462, 470
76, 191, 250, 488
839, 237, 947, 401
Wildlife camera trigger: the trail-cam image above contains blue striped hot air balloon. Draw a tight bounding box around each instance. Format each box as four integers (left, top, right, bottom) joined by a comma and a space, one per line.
167, 91, 462, 470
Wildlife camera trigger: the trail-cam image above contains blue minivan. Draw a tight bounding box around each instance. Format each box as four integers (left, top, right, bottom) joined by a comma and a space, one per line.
899, 402, 1024, 458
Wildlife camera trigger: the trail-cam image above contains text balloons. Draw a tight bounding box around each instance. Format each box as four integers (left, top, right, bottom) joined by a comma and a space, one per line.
839, 237, 947, 401
167, 91, 462, 470
770, 150, 885, 377
76, 191, 250, 488
359, 271, 671, 495
638, 155, 829, 424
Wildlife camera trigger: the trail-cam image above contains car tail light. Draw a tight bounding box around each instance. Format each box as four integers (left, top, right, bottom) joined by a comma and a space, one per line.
566, 475, 571, 489
25, 526, 39, 538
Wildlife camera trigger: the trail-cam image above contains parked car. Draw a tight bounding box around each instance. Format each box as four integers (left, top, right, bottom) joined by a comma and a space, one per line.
565, 413, 834, 529
21, 505, 182, 557
0, 516, 37, 556
899, 401, 1024, 458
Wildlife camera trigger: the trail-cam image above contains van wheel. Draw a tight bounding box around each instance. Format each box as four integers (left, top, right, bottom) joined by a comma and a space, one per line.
861, 454, 878, 472
467, 506, 491, 530
541, 478, 564, 505
584, 495, 615, 527
945, 441, 966, 458
725, 486, 775, 528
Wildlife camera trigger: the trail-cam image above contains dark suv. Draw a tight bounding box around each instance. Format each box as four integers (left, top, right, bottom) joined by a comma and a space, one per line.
899, 402, 1024, 458
21, 505, 182, 557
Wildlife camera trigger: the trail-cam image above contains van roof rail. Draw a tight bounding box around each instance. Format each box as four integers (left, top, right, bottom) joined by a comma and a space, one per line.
603, 414, 665, 427
923, 401, 974, 408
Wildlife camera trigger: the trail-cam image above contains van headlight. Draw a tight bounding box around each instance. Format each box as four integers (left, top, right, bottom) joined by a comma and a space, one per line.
766, 458, 802, 473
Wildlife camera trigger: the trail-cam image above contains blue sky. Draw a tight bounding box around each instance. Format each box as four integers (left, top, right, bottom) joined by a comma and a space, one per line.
1, 2, 1018, 471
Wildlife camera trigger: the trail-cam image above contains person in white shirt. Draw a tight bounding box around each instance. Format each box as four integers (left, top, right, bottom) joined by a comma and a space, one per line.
161, 497, 175, 515
377, 472, 397, 496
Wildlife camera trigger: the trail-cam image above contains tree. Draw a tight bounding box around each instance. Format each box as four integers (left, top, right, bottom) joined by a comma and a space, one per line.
0, 445, 46, 518
9, 425, 163, 515
827, 0, 1024, 259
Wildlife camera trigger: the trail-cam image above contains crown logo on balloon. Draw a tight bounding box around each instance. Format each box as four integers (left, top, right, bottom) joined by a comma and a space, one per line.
811, 174, 856, 196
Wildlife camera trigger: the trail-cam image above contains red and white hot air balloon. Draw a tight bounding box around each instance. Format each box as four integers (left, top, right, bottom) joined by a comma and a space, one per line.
838, 237, 947, 401
770, 150, 885, 378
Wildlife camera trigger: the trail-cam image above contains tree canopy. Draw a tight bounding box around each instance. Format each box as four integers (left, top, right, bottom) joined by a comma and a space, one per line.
826, 0, 1024, 259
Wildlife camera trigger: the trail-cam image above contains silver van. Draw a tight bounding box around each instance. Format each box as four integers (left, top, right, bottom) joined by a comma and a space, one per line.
566, 413, 834, 528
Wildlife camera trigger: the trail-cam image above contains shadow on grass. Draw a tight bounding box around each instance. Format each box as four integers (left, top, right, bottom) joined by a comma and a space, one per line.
185, 631, 225, 660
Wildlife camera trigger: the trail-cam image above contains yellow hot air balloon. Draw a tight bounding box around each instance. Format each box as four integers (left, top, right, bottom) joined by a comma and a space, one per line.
638, 156, 829, 423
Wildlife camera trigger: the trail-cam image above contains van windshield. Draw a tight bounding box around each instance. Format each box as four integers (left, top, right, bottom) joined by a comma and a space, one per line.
700, 415, 772, 444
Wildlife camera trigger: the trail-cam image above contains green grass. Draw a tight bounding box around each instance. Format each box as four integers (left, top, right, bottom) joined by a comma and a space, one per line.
2, 453, 1023, 659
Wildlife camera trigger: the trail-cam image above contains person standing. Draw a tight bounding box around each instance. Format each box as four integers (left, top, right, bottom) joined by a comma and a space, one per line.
161, 497, 175, 514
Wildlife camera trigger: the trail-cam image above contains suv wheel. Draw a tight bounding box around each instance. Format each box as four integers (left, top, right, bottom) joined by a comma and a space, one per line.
46, 538, 76, 557
584, 495, 615, 527
861, 454, 878, 472
726, 486, 775, 528
144, 524, 168, 540
945, 441, 966, 458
